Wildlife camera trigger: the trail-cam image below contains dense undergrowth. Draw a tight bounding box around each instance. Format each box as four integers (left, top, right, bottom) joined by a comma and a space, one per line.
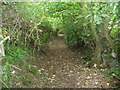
1, 2, 120, 88
2, 44, 30, 88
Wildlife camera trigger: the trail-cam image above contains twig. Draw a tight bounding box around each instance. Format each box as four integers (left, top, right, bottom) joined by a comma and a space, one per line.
9, 64, 22, 71
0, 79, 9, 88
0, 36, 10, 45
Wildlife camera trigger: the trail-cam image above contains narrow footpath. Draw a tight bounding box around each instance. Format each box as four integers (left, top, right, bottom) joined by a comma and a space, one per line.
15, 37, 110, 88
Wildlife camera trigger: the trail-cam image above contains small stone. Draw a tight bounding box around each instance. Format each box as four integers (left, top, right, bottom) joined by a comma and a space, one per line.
107, 83, 110, 86
70, 71, 73, 73
95, 82, 98, 85
93, 64, 97, 68
112, 73, 115, 76
77, 82, 80, 85
41, 68, 44, 70
53, 75, 55, 77
38, 70, 41, 72
16, 82, 20, 85
11, 70, 16, 74
41, 57, 44, 59
60, 56, 62, 58
86, 76, 90, 79
94, 73, 97, 76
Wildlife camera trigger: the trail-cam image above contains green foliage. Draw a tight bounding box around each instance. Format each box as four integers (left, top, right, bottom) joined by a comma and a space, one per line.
2, 63, 12, 88
3, 46, 28, 65
2, 2, 119, 88
25, 64, 38, 75
63, 22, 81, 47
2, 2, 118, 50
22, 76, 32, 86
80, 56, 93, 67
2, 45, 30, 88
103, 67, 120, 82
63, 18, 93, 49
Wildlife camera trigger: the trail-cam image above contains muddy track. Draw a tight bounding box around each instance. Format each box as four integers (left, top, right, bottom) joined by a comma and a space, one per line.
17, 37, 110, 88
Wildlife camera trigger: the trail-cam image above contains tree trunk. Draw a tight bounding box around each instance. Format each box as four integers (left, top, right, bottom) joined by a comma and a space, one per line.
90, 22, 103, 65
100, 7, 114, 50
0, 2, 2, 86
103, 17, 114, 49
0, 31, 5, 61
87, 3, 103, 65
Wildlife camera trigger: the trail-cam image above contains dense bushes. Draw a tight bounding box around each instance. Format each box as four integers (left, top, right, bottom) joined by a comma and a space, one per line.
63, 21, 93, 50
63, 22, 82, 48
2, 2, 119, 63
1, 2, 119, 88
2, 3, 53, 52
103, 67, 120, 88
62, 13, 93, 50
3, 45, 28, 65
2, 63, 11, 88
2, 45, 29, 88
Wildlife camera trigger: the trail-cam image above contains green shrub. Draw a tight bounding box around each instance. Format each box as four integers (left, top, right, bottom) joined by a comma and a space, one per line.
3, 46, 28, 65
63, 20, 93, 50
2, 45, 29, 88
63, 21, 81, 47
103, 67, 120, 88
104, 67, 120, 80
25, 64, 38, 75
2, 63, 12, 88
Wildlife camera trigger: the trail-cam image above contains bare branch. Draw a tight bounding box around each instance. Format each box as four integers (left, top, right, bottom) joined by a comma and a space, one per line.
9, 64, 22, 71
0, 79, 9, 88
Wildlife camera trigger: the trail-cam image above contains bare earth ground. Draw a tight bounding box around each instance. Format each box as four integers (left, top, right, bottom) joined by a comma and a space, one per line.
13, 37, 111, 88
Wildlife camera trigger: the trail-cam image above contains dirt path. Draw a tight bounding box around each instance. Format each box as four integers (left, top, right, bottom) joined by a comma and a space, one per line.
16, 37, 110, 88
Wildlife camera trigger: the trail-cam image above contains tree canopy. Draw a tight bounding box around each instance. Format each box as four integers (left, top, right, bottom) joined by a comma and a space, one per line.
1, 2, 120, 88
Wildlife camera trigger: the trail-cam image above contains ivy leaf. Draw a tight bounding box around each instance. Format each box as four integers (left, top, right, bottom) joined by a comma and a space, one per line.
83, 22, 90, 26
94, 16, 102, 22
101, 14, 109, 17
85, 14, 91, 19
0, 6, 3, 8
0, 34, 3, 39
96, 21, 102, 24
102, 7, 108, 11
94, 16, 102, 24
87, 34, 91, 36
2, 28, 7, 31
92, 7, 99, 10
76, 15, 83, 19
